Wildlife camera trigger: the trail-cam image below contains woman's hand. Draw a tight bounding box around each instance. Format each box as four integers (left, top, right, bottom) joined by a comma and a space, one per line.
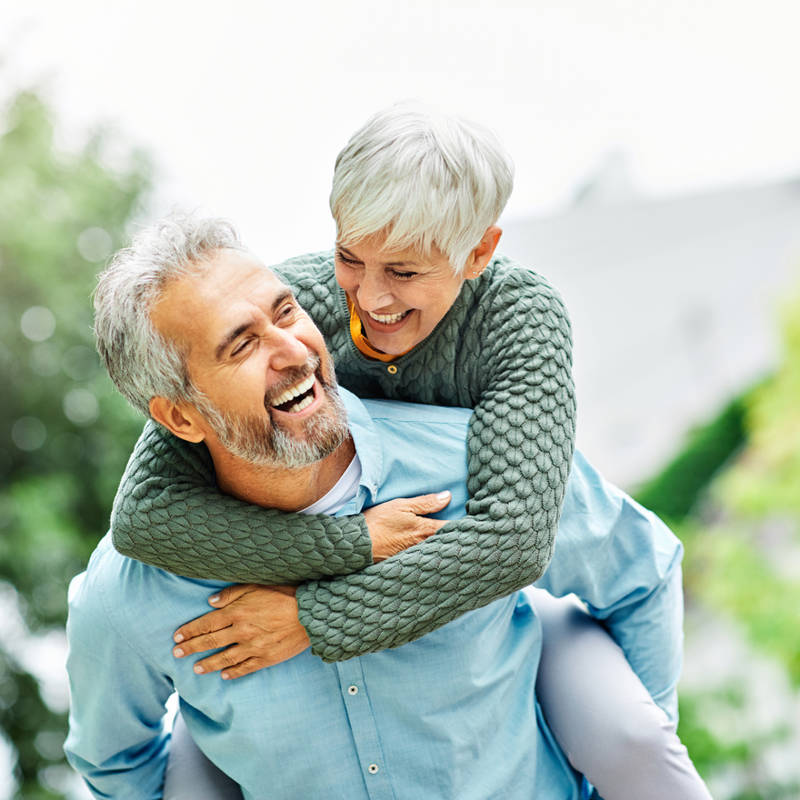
172, 584, 310, 679
364, 491, 451, 561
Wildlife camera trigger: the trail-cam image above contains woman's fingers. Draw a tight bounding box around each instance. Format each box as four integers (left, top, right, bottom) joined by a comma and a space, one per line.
173, 625, 237, 659
173, 607, 232, 646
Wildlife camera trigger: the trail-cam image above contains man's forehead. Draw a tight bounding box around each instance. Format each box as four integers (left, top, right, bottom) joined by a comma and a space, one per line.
151, 251, 286, 343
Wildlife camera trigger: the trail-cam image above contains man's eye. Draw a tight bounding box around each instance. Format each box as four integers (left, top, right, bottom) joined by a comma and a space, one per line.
232, 338, 255, 356
278, 303, 297, 319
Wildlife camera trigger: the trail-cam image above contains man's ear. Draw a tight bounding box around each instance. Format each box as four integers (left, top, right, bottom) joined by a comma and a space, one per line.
149, 396, 207, 443
463, 225, 502, 280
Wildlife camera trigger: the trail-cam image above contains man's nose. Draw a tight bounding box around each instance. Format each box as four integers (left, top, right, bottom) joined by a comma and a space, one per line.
356, 271, 394, 311
266, 327, 309, 372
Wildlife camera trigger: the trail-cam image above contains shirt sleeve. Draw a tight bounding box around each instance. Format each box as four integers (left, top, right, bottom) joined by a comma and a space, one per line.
64, 570, 175, 799
534, 450, 685, 722
111, 420, 374, 583
296, 268, 576, 662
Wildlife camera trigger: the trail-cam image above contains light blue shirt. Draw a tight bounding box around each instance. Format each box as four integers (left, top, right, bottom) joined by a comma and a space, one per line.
65, 391, 683, 800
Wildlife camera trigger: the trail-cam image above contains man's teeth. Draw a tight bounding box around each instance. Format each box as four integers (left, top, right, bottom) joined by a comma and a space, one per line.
368, 310, 409, 324
271, 374, 315, 409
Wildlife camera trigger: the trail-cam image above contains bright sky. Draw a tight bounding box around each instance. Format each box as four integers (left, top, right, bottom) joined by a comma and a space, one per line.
4, 0, 800, 264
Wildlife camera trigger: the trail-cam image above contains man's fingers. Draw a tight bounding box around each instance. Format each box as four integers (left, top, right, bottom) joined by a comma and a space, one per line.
402, 490, 451, 516
173, 627, 235, 658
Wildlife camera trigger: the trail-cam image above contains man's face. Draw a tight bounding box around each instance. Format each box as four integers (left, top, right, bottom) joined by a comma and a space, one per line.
151, 249, 348, 467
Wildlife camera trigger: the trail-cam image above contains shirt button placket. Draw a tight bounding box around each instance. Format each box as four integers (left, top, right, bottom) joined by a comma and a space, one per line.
336, 661, 392, 798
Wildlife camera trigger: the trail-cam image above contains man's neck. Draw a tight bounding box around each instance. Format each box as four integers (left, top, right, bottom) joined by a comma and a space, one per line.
210, 436, 357, 512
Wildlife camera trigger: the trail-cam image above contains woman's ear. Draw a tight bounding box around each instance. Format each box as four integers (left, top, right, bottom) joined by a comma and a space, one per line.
149, 396, 207, 443
464, 226, 502, 280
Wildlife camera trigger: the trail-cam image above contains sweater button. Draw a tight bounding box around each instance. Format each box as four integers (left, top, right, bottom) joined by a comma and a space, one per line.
387, 364, 397, 374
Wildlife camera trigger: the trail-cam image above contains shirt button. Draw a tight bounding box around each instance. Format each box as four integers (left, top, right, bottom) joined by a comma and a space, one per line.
368, 764, 379, 774
347, 685, 359, 695
387, 364, 397, 374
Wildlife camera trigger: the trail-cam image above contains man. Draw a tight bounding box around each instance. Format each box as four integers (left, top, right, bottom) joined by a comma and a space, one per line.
65, 217, 685, 799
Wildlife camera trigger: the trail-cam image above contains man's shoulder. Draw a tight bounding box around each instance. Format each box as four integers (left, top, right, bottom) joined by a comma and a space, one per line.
342, 389, 472, 445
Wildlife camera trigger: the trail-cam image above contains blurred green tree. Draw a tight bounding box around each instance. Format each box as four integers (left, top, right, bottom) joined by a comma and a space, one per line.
0, 89, 150, 798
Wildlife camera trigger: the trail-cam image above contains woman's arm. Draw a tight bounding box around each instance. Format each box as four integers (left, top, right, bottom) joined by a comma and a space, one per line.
111, 421, 374, 583
296, 266, 575, 661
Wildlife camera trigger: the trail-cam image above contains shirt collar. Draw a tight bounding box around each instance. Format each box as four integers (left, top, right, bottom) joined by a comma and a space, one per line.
339, 387, 383, 505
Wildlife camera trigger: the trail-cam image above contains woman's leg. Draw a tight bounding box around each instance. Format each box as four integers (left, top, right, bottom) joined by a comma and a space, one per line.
531, 589, 712, 800
164, 711, 244, 800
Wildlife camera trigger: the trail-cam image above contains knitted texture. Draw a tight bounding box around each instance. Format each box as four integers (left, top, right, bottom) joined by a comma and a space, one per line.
111, 251, 575, 661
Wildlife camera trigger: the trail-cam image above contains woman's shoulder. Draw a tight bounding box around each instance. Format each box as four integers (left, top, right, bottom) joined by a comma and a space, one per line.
272, 250, 336, 287
467, 254, 569, 322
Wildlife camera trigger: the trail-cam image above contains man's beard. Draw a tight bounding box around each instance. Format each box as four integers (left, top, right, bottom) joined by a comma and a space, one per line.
196, 355, 350, 469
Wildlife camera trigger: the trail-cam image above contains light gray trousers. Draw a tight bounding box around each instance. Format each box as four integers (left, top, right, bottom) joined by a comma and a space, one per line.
163, 590, 712, 800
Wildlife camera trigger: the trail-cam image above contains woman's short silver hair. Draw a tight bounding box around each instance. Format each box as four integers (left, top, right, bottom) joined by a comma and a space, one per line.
93, 215, 244, 417
330, 101, 514, 275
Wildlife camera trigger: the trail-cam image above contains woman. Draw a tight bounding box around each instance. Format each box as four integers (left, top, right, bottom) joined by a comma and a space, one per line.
112, 103, 710, 798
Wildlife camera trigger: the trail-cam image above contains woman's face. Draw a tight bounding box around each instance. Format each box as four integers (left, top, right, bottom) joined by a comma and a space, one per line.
334, 236, 469, 356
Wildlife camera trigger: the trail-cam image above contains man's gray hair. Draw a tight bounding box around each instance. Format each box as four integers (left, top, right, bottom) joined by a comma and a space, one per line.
93, 215, 244, 417
330, 101, 514, 275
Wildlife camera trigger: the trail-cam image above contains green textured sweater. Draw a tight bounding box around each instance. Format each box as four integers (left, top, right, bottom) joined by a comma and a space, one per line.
112, 251, 576, 662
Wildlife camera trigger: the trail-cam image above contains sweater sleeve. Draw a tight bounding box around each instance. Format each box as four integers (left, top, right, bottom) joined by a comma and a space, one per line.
111, 421, 373, 583
297, 269, 576, 661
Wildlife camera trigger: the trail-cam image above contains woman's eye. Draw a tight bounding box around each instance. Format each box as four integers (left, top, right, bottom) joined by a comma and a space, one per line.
336, 253, 358, 266
390, 270, 416, 280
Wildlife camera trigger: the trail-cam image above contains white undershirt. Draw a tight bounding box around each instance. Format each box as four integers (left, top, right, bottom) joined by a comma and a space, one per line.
300, 455, 362, 516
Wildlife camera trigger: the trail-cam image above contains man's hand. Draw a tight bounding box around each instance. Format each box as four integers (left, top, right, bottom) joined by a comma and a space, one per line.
172, 584, 310, 679
364, 491, 451, 562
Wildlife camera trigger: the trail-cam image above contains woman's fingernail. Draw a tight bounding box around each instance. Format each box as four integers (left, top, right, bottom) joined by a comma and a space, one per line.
209, 595, 220, 604
194, 664, 204, 674
436, 491, 450, 500
173, 647, 184, 658
174, 633, 184, 643
221, 672, 230, 680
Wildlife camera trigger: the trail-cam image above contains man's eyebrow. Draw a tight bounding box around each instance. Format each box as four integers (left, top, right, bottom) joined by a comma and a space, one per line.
215, 319, 256, 361
214, 289, 296, 361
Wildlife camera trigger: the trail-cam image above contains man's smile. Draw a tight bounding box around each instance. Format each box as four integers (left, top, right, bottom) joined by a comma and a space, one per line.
269, 373, 317, 414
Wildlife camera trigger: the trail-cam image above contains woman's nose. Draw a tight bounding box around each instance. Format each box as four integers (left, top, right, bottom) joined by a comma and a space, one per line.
356, 271, 394, 311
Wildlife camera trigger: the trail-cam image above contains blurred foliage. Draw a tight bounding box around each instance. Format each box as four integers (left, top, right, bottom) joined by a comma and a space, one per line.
714, 288, 800, 518
635, 282, 800, 798
0, 89, 150, 798
633, 393, 748, 524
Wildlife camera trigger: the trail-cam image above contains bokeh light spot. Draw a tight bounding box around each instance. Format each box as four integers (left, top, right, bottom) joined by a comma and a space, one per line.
77, 227, 113, 262
63, 388, 99, 426
11, 417, 47, 451
29, 343, 61, 377
20, 306, 56, 342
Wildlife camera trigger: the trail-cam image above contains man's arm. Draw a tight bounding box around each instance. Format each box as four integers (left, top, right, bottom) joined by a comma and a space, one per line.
534, 450, 685, 722
64, 568, 174, 799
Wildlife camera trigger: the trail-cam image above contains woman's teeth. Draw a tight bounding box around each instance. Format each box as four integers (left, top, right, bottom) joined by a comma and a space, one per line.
270, 374, 315, 412
368, 310, 410, 324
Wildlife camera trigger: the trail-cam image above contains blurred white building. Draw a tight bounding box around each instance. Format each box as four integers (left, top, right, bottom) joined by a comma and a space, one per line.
500, 162, 800, 487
